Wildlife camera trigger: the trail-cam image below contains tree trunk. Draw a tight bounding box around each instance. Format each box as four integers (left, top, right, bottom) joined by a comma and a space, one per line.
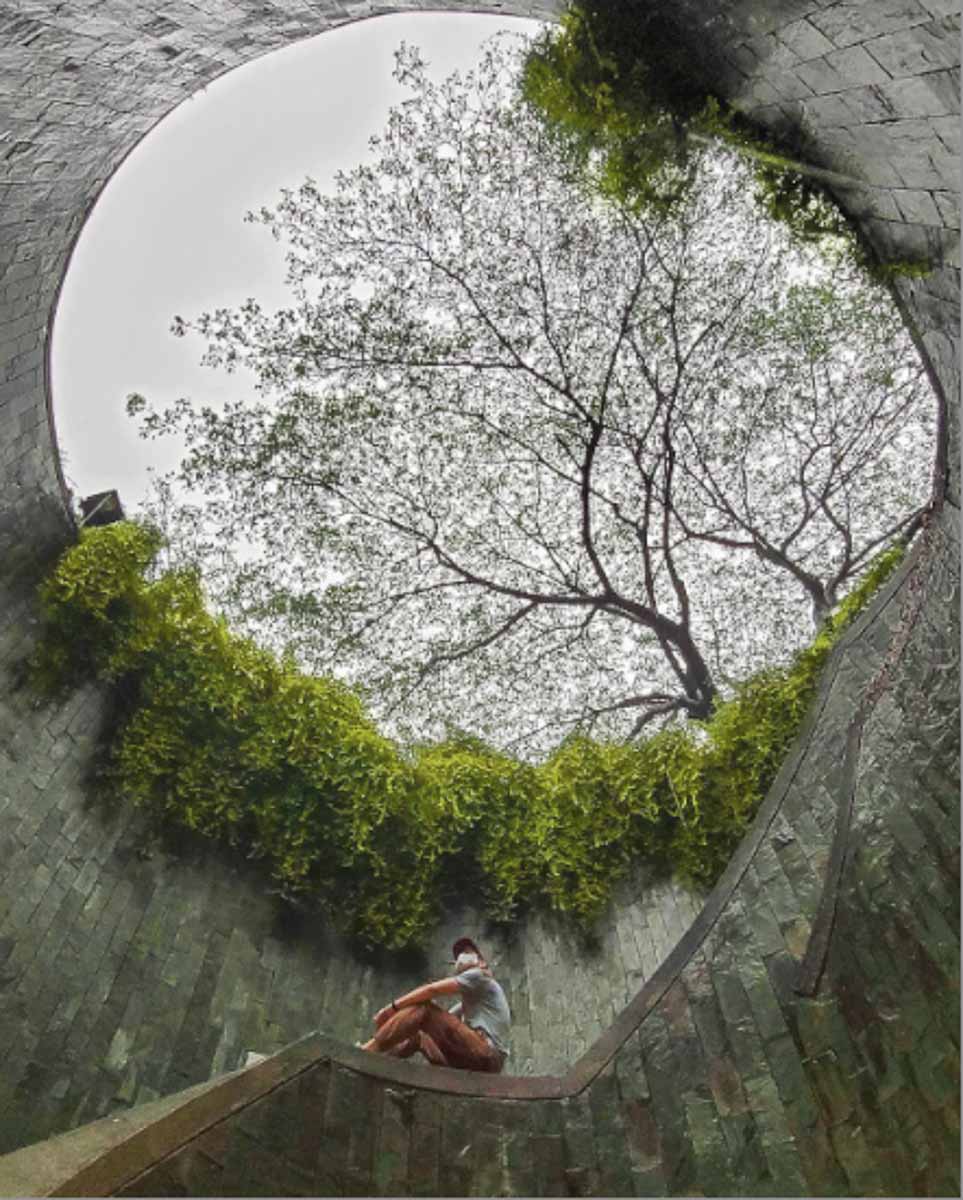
673, 626, 717, 719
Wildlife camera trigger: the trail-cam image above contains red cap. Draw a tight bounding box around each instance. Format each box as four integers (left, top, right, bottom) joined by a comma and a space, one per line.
452, 936, 481, 959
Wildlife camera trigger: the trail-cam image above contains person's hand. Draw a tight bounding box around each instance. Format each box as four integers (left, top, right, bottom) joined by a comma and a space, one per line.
373, 1004, 394, 1027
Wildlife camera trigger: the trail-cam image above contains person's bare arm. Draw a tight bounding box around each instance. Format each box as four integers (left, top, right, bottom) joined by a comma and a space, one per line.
373, 978, 460, 1027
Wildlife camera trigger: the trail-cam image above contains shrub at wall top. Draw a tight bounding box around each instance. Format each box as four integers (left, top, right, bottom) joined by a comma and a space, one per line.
32, 522, 903, 949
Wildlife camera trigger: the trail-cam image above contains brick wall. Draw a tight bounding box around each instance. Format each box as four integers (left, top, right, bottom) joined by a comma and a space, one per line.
0, 1, 958, 1193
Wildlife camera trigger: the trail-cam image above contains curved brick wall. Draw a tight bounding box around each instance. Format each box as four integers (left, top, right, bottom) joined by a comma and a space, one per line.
0, 2, 958, 1194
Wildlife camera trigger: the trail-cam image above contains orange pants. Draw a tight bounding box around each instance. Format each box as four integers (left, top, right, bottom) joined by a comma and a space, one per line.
370, 1003, 503, 1072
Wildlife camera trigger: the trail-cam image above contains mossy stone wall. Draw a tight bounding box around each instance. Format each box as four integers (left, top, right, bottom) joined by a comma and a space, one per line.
0, 1, 957, 1192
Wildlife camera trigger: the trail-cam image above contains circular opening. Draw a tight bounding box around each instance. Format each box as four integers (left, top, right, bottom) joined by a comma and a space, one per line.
45, 9, 939, 964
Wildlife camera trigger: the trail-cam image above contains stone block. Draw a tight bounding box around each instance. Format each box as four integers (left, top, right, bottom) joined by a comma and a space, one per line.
725, 40, 764, 76
711, 960, 759, 1052
905, 1033, 960, 1111
221, 1125, 315, 1197
439, 1099, 475, 1200
528, 1131, 567, 1199
685, 1093, 737, 1196
805, 1050, 858, 1126
742, 30, 781, 66
614, 1029, 650, 1104
755, 1133, 810, 1198
738, 958, 791, 1045
773, 840, 821, 919
866, 18, 961, 75
315, 1064, 379, 1197
764, 1033, 821, 1128
881, 800, 930, 859
828, 1115, 888, 1196
827, 41, 896, 87
705, 1047, 750, 1120
793, 995, 841, 1060
637, 1021, 697, 1193
406, 1090, 443, 1198
457, 1111, 502, 1198
890, 145, 960, 193
781, 915, 812, 963
797, 89, 859, 127
762, 68, 817, 102
912, 790, 961, 865
718, 1110, 770, 1195
684, 956, 727, 1051
372, 1085, 410, 1197
750, 841, 783, 887
901, 888, 959, 983
561, 1093, 598, 1194
876, 69, 960, 117
620, 1093, 664, 1182
789, 1117, 853, 1196
743, 1073, 793, 1142
810, 0, 932, 49
591, 1068, 650, 1197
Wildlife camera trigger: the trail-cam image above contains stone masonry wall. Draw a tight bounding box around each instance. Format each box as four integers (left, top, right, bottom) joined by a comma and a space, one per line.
0, 579, 704, 1153
714, 0, 961, 502
0, 0, 958, 1192
17, 503, 953, 1199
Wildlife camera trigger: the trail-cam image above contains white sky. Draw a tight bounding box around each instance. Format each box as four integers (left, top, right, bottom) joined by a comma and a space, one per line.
51, 12, 543, 514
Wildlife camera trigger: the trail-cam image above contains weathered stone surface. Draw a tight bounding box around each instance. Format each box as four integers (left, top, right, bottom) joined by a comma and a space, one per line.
407, 1090, 444, 1197
0, 1, 957, 1196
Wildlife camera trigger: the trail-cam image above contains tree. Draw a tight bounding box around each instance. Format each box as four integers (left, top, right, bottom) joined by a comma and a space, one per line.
668, 280, 929, 628
132, 39, 934, 755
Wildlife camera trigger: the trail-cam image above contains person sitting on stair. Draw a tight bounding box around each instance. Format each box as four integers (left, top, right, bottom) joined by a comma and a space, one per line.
359, 937, 510, 1073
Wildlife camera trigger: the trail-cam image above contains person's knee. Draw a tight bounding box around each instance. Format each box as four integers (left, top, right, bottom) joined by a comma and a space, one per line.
402, 1001, 433, 1029
421, 1003, 453, 1033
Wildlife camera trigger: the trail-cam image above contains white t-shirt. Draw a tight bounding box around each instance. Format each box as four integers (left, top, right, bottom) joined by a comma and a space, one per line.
454, 967, 511, 1056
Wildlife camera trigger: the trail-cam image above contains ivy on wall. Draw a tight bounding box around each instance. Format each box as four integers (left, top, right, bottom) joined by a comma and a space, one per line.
32, 522, 903, 949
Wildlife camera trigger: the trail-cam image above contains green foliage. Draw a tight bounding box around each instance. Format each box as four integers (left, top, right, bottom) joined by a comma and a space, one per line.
521, 2, 930, 276
32, 523, 904, 949
521, 3, 706, 130
32, 521, 165, 691
520, 3, 704, 214
748, 155, 930, 281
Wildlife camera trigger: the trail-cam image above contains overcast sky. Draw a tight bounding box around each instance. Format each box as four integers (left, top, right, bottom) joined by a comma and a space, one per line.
51, 12, 543, 514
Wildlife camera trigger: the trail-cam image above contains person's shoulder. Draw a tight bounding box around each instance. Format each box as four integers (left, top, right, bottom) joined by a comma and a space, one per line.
456, 966, 486, 984
457, 966, 503, 992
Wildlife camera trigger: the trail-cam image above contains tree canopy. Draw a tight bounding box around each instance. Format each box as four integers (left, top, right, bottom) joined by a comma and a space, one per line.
132, 38, 934, 757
